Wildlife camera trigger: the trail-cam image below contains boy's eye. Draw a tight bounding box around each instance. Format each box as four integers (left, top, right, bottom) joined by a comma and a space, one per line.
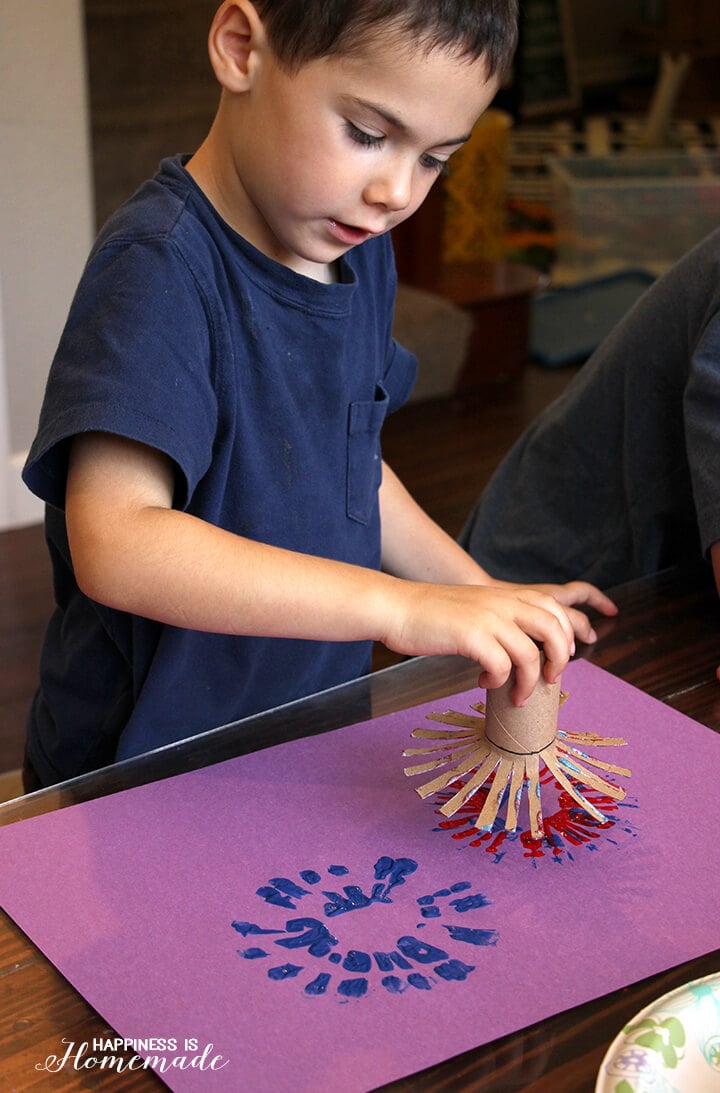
420, 152, 450, 176
345, 120, 450, 177
345, 121, 384, 148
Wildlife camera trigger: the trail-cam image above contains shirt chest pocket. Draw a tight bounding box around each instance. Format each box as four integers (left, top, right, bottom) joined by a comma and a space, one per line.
346, 385, 389, 524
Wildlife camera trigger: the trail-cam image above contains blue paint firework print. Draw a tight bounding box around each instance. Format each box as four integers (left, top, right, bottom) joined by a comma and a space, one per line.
232, 856, 498, 1000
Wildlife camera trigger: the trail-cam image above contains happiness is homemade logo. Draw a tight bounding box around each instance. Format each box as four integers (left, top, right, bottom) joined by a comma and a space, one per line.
35, 1036, 229, 1077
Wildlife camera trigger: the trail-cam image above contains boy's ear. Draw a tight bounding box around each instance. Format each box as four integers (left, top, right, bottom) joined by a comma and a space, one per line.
208, 1, 267, 92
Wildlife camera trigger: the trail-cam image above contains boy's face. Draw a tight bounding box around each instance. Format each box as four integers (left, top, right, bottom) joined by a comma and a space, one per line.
213, 31, 499, 279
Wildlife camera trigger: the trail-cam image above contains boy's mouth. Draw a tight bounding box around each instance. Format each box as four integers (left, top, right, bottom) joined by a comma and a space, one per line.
327, 219, 375, 246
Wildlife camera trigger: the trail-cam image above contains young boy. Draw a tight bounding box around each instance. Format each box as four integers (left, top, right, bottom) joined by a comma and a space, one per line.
22, 0, 614, 788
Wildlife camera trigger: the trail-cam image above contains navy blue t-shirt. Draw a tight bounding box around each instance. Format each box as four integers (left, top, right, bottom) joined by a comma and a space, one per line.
23, 155, 417, 784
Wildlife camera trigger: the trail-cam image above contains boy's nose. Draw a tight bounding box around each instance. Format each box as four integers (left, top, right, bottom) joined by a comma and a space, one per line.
362, 165, 414, 213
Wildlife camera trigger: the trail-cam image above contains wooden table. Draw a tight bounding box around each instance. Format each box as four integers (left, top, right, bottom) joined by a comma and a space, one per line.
2, 563, 720, 1091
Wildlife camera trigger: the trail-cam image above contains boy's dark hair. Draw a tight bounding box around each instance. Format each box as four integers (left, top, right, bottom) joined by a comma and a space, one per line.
253, 0, 518, 78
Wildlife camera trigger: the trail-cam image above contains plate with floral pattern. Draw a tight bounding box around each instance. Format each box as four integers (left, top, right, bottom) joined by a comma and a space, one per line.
596, 972, 720, 1093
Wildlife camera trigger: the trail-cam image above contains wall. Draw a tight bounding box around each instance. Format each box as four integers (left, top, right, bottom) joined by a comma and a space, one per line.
571, 0, 649, 87
85, 0, 218, 229
0, 0, 94, 529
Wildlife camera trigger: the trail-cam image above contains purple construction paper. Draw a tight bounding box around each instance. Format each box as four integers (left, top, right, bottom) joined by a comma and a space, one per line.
1, 659, 719, 1091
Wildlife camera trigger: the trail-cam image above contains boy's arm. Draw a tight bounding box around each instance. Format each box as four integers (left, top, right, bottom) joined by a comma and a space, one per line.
379, 460, 617, 641
66, 432, 583, 703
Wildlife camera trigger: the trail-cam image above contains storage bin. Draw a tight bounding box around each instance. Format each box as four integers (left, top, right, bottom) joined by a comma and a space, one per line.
548, 153, 720, 274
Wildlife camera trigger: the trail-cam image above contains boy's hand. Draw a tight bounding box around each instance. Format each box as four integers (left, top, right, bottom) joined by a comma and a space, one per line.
377, 461, 617, 703
498, 579, 618, 647
380, 582, 578, 706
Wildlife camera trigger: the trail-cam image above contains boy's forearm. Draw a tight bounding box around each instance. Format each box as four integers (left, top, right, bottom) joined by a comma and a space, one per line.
71, 501, 404, 644
378, 462, 616, 648
66, 431, 399, 644
379, 461, 493, 585
70, 490, 581, 702
65, 436, 582, 703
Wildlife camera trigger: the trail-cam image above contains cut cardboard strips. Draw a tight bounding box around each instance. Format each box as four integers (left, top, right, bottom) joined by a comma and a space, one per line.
404, 671, 631, 840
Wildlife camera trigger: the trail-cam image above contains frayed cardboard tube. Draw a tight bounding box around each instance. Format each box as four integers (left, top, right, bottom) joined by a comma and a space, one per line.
484, 665, 560, 755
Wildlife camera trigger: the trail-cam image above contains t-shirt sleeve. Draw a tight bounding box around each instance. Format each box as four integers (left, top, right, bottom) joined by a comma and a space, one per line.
367, 231, 417, 412
23, 238, 218, 511
383, 336, 418, 412
685, 303, 720, 555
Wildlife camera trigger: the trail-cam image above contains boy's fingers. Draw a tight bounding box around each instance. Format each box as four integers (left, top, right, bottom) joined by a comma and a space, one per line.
514, 609, 572, 694
512, 643, 564, 704
409, 584, 576, 704
564, 606, 598, 644
474, 628, 537, 700
477, 621, 564, 705
510, 660, 540, 706
474, 645, 514, 693
565, 582, 617, 616
587, 589, 618, 615
540, 580, 618, 617
516, 589, 575, 649
478, 658, 539, 706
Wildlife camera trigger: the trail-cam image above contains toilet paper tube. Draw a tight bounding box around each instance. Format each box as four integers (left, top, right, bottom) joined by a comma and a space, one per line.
484, 668, 560, 755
